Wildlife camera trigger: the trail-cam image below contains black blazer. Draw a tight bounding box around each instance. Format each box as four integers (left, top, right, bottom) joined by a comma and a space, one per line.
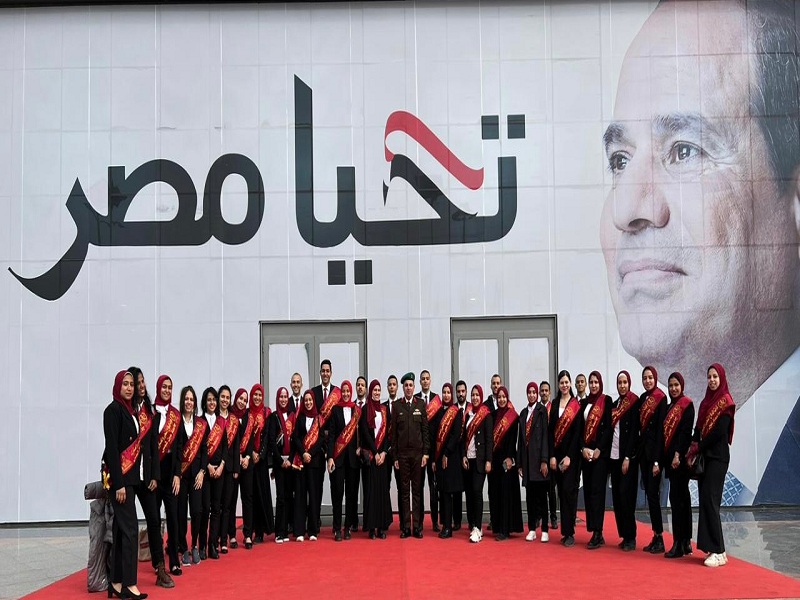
694, 413, 732, 463
548, 397, 581, 462
639, 392, 668, 464
141, 408, 160, 483
204, 414, 228, 467
492, 418, 518, 467
483, 395, 498, 418
267, 411, 291, 467
517, 403, 549, 483
236, 411, 256, 469
221, 414, 241, 474
103, 401, 143, 491
581, 395, 614, 458
665, 401, 695, 473
435, 407, 464, 463
155, 406, 183, 480
177, 416, 209, 480
463, 408, 493, 473
326, 405, 361, 469
612, 395, 641, 461
292, 414, 325, 468
312, 384, 340, 412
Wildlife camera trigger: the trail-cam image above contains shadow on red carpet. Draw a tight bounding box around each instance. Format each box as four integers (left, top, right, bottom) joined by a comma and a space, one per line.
22, 514, 800, 600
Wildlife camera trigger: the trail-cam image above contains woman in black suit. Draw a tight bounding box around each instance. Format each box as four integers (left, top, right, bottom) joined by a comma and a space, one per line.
230, 388, 255, 549
639, 366, 669, 554
580, 371, 613, 549
360, 380, 393, 539
517, 382, 550, 542
217, 385, 240, 553
249, 383, 275, 543
609, 371, 640, 551
292, 390, 325, 541
548, 370, 581, 547
489, 386, 523, 541
663, 372, 695, 559
200, 387, 226, 560
268, 386, 295, 544
687, 363, 735, 568
104, 370, 148, 600
434, 383, 463, 539
463, 384, 493, 543
176, 386, 207, 567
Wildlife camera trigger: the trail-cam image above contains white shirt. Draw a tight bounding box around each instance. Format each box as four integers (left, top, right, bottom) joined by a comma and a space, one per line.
305, 416, 313, 431
206, 413, 216, 430
466, 412, 477, 459
373, 410, 383, 439
343, 406, 352, 426
183, 417, 194, 438
611, 398, 621, 460
156, 404, 168, 433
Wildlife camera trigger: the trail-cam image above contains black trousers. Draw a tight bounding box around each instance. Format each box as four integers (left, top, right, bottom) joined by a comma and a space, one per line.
398, 453, 423, 531
641, 460, 664, 534
583, 457, 609, 533
697, 458, 727, 554
177, 476, 203, 552
466, 459, 487, 530
201, 469, 224, 551
157, 460, 179, 568
548, 476, 558, 520
555, 462, 579, 537
668, 467, 692, 543
294, 466, 323, 537
524, 481, 550, 532
454, 466, 470, 527
420, 461, 439, 527
330, 461, 360, 532
273, 466, 294, 538
610, 457, 638, 542
227, 477, 239, 541
220, 470, 236, 546
393, 464, 405, 529
134, 484, 164, 568
236, 467, 254, 539
111, 486, 138, 588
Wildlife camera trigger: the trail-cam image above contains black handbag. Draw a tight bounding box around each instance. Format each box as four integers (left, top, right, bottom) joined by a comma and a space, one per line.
689, 454, 705, 479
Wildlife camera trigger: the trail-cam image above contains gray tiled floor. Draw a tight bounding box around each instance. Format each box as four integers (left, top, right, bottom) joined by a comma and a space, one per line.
2, 508, 800, 599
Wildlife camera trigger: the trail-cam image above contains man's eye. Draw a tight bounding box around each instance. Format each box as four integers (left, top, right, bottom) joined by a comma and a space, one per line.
669, 142, 701, 163
608, 152, 629, 173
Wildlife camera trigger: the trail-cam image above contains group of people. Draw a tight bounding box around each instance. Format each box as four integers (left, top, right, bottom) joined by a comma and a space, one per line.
101, 360, 735, 598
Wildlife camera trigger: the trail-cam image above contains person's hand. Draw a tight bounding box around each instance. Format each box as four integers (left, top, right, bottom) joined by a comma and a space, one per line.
172, 475, 180, 496
652, 463, 660, 477
115, 487, 126, 503
672, 452, 680, 470
394, 460, 399, 470
622, 457, 629, 475
303, 452, 311, 464
504, 458, 513, 471
442, 456, 448, 470
194, 471, 204, 490
582, 448, 592, 461
233, 472, 238, 479
462, 457, 469, 470
356, 447, 361, 456
376, 452, 385, 467
253, 453, 260, 464
421, 455, 428, 468
687, 455, 696, 467
562, 456, 571, 470
518, 467, 523, 478
550, 458, 557, 471
592, 449, 600, 461
241, 456, 250, 470
147, 479, 157, 492
431, 463, 436, 473
282, 459, 291, 469
485, 461, 492, 473
540, 462, 549, 478
327, 458, 335, 473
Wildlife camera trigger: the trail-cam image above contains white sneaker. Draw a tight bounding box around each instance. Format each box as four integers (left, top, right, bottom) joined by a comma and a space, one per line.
704, 552, 726, 567
296, 536, 304, 542
526, 530, 536, 542
309, 535, 317, 541
275, 537, 284, 544
477, 528, 483, 540
720, 552, 728, 565
469, 527, 481, 543
541, 532, 549, 543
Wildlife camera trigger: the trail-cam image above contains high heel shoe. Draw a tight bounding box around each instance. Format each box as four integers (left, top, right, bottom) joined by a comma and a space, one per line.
107, 584, 123, 599
122, 587, 148, 600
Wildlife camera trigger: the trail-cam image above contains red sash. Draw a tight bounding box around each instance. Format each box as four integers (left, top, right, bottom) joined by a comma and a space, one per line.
493, 407, 519, 451
252, 407, 271, 452
225, 412, 239, 448
663, 397, 692, 452
524, 406, 536, 445
180, 418, 208, 475
333, 406, 362, 461
425, 394, 442, 421
292, 416, 321, 469
206, 417, 225, 459
319, 387, 341, 426
279, 411, 296, 456
639, 391, 664, 430
466, 405, 490, 448
699, 393, 735, 443
612, 393, 637, 427
103, 410, 153, 489
239, 413, 256, 455
364, 405, 388, 462
583, 397, 606, 446
435, 405, 460, 460
157, 406, 180, 460
554, 399, 580, 448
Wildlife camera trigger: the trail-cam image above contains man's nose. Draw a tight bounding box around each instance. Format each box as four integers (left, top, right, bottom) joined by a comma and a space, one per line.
610, 154, 669, 233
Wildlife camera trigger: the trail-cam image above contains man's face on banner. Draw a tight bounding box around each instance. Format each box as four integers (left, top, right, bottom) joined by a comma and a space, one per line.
600, 1, 799, 374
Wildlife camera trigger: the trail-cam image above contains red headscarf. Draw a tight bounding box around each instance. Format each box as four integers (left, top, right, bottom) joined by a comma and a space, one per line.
441, 383, 454, 406
275, 387, 290, 414
617, 370, 639, 404
494, 385, 512, 422
667, 372, 686, 401
696, 363, 735, 444
642, 365, 666, 402
586, 370, 604, 403
339, 380, 356, 409
231, 388, 248, 419
472, 384, 484, 405
155, 375, 172, 407
366, 379, 382, 428
526, 381, 539, 405
113, 370, 134, 415
298, 390, 319, 418
249, 383, 267, 420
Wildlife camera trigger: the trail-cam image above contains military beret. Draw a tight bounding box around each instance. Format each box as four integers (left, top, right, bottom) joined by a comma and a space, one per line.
401, 372, 415, 384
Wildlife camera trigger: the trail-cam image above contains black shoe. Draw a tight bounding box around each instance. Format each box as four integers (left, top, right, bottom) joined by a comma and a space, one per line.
617, 540, 625, 548
563, 535, 575, 547
550, 517, 558, 530
587, 532, 602, 550
622, 539, 636, 552
121, 588, 148, 600
432, 524, 441, 533
369, 529, 377, 539
664, 542, 684, 558
438, 528, 452, 539
199, 548, 207, 560
220, 545, 228, 554
495, 533, 508, 541
453, 523, 462, 531
487, 521, 492, 531
682, 539, 693, 555
244, 539, 253, 550
344, 528, 351, 540
644, 534, 665, 554
334, 530, 343, 542
352, 524, 359, 533
169, 565, 182, 576
400, 528, 411, 539
378, 530, 387, 539
254, 534, 264, 543
108, 584, 123, 599
229, 540, 238, 549
208, 547, 220, 560
413, 528, 423, 539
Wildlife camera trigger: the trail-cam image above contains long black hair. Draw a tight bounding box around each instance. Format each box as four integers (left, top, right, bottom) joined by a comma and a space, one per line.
128, 366, 153, 415
179, 385, 198, 417
556, 369, 574, 401
201, 386, 219, 415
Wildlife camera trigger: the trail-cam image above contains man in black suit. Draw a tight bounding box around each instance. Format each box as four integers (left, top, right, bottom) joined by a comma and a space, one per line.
484, 374, 502, 416
311, 359, 338, 412
414, 369, 441, 532
453, 380, 469, 530
391, 372, 430, 538
326, 386, 361, 541
384, 375, 401, 524
289, 372, 303, 413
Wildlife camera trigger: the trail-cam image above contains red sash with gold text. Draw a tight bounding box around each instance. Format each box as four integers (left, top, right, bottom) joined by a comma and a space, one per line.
639, 391, 664, 431
292, 416, 321, 468
157, 406, 181, 460
180, 418, 208, 475
333, 406, 362, 461
699, 393, 735, 444
663, 397, 692, 452
107, 410, 152, 488
225, 412, 239, 448
252, 407, 271, 452
466, 405, 490, 448
280, 412, 296, 455
239, 413, 255, 455
435, 405, 460, 460
612, 393, 637, 427
426, 395, 442, 421
493, 407, 519, 451
319, 387, 341, 426
583, 397, 606, 445
206, 417, 225, 459
554, 399, 580, 448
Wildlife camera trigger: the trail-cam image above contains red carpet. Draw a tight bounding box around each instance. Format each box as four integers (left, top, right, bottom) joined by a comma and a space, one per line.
23, 514, 800, 600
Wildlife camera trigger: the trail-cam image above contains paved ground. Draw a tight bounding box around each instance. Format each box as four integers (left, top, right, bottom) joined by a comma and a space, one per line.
1, 508, 799, 599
